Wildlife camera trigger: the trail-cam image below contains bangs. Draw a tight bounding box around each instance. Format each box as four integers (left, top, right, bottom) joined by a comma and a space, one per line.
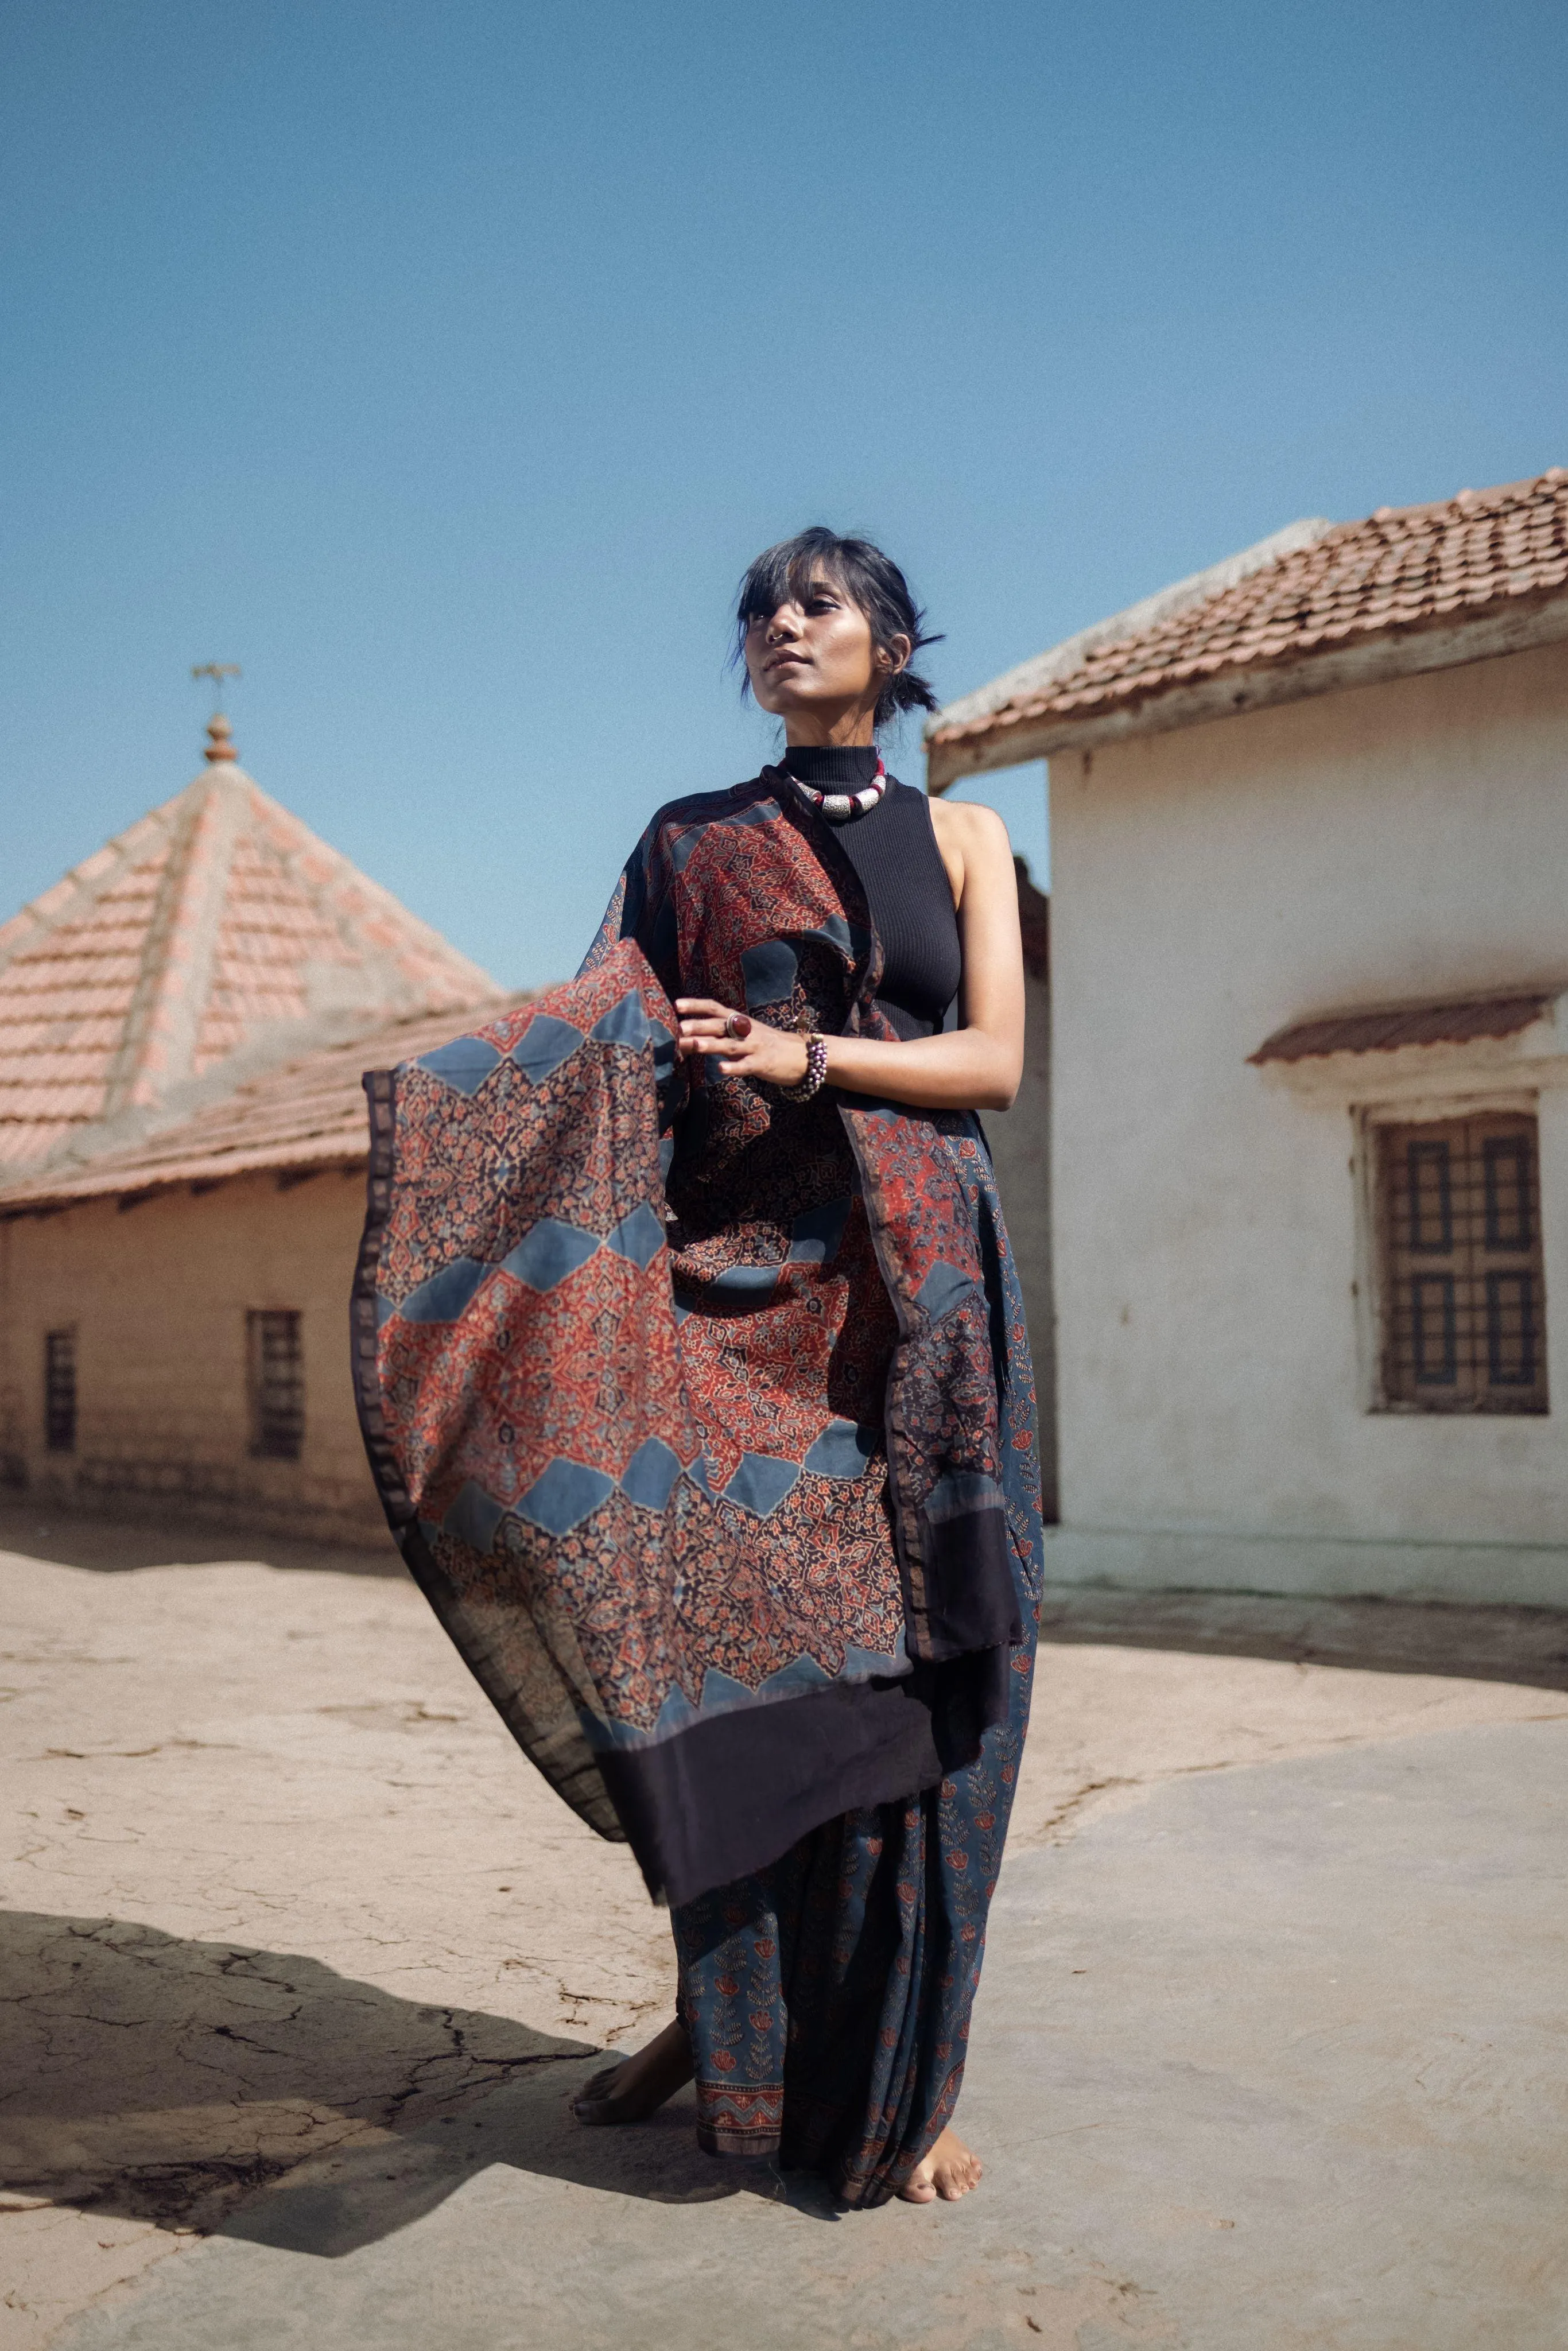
735, 529, 849, 628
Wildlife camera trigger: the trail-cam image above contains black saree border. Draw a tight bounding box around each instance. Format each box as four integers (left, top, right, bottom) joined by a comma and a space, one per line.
597, 1648, 1011, 1910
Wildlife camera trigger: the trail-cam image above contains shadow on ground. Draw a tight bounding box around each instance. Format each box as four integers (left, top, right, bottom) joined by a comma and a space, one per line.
0, 1503, 403, 1579
9, 1502, 1566, 1683
1038, 1581, 1568, 1690
0, 1911, 824, 2260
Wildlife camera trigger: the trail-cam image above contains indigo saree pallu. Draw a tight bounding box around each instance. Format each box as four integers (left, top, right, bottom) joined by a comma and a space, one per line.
351, 776, 1045, 2179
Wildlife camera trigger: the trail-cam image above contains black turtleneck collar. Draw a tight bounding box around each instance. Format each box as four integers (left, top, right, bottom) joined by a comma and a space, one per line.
778, 743, 882, 788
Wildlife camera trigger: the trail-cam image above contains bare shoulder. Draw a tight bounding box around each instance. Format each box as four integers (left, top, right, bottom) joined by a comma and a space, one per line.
927, 795, 1011, 856
927, 796, 1014, 901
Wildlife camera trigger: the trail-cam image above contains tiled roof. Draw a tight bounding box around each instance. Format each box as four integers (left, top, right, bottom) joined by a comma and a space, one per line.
1249, 991, 1558, 1065
0, 997, 530, 1213
0, 725, 500, 1175
929, 469, 1568, 775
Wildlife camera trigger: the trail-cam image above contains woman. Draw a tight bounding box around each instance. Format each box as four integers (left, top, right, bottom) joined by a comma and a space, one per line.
353, 529, 1044, 2208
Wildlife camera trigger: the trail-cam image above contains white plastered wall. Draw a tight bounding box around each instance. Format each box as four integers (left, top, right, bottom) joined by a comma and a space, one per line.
1046, 638, 1568, 1605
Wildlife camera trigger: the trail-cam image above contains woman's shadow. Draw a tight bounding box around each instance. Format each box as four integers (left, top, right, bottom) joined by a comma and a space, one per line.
0, 1909, 840, 2258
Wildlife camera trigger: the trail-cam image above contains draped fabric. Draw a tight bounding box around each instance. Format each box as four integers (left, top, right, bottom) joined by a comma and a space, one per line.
673, 1642, 1034, 2203
672, 1074, 1039, 2201
351, 774, 1044, 1923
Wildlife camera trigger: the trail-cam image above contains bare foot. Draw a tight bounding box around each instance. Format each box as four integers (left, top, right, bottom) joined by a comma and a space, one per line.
572, 2017, 694, 2125
898, 2125, 983, 2203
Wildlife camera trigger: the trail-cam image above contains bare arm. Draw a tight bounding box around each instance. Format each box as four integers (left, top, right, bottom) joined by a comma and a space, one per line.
677, 800, 1025, 1113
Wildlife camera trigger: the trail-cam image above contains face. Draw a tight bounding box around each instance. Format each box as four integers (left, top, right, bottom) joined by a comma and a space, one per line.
743, 572, 909, 731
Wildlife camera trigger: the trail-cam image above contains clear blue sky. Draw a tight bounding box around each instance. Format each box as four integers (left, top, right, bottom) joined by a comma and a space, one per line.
2, 1, 1563, 987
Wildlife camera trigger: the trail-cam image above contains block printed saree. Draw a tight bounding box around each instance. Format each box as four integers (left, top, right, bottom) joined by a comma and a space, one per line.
352, 773, 1045, 2198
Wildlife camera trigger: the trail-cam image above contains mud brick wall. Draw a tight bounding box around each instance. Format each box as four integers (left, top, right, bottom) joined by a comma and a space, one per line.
0, 1166, 385, 1543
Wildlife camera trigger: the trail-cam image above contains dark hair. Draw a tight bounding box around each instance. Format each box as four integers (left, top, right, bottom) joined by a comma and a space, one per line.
733, 527, 943, 731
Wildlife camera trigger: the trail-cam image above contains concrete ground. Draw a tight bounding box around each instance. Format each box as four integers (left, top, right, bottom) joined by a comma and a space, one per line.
3, 1505, 1567, 2349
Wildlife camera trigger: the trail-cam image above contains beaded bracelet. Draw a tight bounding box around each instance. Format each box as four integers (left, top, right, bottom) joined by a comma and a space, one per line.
778, 1025, 828, 1103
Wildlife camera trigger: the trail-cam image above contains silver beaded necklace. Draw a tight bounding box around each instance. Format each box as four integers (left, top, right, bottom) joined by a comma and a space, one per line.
771, 756, 888, 824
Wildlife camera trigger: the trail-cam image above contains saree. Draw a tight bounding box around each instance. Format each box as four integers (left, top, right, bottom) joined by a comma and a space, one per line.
351, 772, 1045, 2197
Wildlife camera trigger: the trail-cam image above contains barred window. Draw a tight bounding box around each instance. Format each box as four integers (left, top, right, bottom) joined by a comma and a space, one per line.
1377, 1114, 1548, 1413
247, 1309, 304, 1459
44, 1329, 77, 1453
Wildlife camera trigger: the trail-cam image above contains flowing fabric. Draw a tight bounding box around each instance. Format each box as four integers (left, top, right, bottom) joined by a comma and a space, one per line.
673, 1648, 1033, 2203
351, 774, 1043, 2174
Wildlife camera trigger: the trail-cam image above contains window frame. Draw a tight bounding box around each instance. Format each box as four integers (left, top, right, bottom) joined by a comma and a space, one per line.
246, 1308, 305, 1462
1359, 1098, 1550, 1416
43, 1326, 77, 1454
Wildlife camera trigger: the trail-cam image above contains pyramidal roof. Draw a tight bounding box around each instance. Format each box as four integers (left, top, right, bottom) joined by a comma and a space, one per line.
0, 715, 501, 1176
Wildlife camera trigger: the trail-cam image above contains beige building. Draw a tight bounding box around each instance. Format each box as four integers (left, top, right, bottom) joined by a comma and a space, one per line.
929, 467, 1568, 1608
0, 720, 506, 1539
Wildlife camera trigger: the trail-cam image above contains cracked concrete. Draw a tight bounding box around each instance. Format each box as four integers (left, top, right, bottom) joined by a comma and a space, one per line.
3, 1510, 1567, 2348
0, 1528, 672, 2347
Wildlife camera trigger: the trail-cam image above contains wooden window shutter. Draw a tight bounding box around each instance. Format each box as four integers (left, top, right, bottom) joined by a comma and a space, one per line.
1377, 1113, 1548, 1413
44, 1329, 77, 1453
247, 1309, 305, 1460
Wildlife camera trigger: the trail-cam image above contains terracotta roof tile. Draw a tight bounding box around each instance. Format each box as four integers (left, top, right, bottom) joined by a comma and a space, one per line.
931, 470, 1568, 763
0, 996, 531, 1211
0, 1081, 110, 1119
0, 1123, 75, 1169
1249, 991, 1558, 1065
0, 736, 500, 1174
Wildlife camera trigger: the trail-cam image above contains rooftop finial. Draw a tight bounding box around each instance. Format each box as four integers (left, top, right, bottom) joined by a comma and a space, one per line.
204, 712, 238, 764
191, 662, 242, 763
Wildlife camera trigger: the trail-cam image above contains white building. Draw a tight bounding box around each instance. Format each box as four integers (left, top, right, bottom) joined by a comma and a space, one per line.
929, 468, 1568, 1607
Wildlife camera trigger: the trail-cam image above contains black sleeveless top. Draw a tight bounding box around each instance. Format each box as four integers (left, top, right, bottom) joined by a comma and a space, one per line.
779, 746, 962, 1041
